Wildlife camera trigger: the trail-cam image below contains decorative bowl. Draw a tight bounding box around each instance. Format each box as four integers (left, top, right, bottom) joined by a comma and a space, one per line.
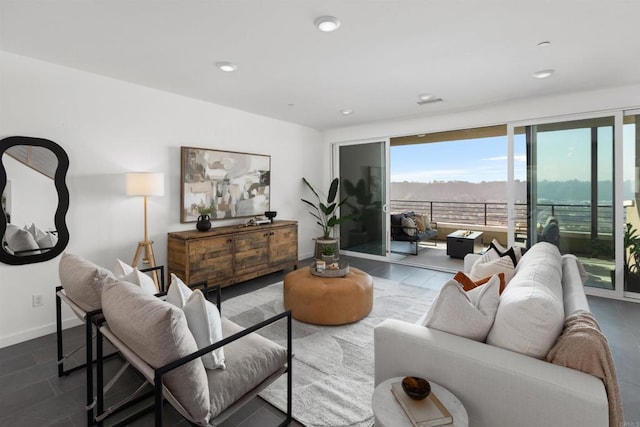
401, 376, 431, 400
264, 211, 277, 222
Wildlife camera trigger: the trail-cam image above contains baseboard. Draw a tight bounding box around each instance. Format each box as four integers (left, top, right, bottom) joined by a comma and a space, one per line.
0, 317, 83, 349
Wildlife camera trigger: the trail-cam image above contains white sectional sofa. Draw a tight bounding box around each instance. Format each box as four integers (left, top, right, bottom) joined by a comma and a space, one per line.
374, 243, 609, 427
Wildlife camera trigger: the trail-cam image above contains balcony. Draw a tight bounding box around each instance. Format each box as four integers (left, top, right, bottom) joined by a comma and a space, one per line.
389, 199, 615, 289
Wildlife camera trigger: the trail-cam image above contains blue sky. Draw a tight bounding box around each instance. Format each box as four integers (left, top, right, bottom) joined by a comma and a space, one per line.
391, 124, 635, 184
390, 136, 526, 183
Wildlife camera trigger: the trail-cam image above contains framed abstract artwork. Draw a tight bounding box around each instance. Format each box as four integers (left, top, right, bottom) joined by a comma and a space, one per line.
180, 146, 271, 222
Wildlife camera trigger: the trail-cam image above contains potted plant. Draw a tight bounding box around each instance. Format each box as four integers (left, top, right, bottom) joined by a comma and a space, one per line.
320, 245, 338, 263
624, 222, 640, 292
301, 177, 350, 258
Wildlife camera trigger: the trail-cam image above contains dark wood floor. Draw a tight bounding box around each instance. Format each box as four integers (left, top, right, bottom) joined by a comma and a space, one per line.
0, 256, 638, 426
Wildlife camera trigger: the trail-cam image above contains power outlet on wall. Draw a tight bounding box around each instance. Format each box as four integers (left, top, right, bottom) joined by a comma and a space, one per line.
32, 294, 43, 308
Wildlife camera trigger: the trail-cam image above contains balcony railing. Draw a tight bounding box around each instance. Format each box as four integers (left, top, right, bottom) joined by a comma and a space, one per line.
390, 200, 614, 234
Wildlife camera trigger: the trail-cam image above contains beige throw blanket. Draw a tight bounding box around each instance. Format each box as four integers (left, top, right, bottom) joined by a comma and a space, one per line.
546, 310, 624, 427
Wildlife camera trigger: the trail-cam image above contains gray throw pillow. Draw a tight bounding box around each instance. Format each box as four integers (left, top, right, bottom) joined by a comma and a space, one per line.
102, 280, 211, 424
58, 253, 116, 312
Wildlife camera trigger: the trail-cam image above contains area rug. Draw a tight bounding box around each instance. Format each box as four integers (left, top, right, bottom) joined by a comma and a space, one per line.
221, 277, 440, 427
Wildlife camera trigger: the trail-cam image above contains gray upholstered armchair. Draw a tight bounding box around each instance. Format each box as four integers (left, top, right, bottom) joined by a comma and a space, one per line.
94, 279, 292, 426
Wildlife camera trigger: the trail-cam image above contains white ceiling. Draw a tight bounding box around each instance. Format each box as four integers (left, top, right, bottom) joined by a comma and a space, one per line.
2, 1, 640, 131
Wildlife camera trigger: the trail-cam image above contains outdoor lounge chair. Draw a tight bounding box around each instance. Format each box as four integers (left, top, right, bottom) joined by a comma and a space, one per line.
390, 212, 438, 255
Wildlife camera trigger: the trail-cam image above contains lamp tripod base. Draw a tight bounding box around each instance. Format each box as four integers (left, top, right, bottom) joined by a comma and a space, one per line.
132, 240, 159, 291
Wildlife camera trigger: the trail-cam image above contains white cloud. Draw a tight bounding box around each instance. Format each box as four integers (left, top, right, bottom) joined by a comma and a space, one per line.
483, 155, 526, 162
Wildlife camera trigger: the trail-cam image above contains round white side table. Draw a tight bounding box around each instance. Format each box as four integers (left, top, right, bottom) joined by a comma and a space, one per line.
372, 377, 468, 427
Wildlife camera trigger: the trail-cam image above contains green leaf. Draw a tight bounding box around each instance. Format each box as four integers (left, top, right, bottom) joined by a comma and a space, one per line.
327, 178, 339, 203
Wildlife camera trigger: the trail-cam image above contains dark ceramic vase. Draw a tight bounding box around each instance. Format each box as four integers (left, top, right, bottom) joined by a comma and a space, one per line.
196, 214, 211, 232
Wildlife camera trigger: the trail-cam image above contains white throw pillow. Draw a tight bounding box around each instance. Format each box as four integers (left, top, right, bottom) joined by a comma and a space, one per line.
122, 268, 158, 294
401, 216, 417, 236
182, 290, 226, 370
422, 275, 501, 342
166, 273, 193, 308
5, 224, 40, 255
112, 258, 134, 278
26, 223, 47, 241
469, 249, 516, 284
36, 231, 58, 249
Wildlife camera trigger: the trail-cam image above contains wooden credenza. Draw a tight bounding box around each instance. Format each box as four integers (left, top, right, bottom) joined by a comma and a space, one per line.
167, 220, 298, 287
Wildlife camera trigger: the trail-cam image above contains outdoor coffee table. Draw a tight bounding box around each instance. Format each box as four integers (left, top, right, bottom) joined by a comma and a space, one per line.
283, 266, 373, 325
446, 230, 483, 259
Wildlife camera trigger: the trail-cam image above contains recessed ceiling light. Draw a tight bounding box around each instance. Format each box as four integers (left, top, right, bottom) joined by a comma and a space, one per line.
314, 16, 341, 32
537, 41, 551, 48
532, 69, 554, 79
340, 109, 354, 116
416, 95, 444, 105
215, 62, 237, 72
418, 93, 436, 101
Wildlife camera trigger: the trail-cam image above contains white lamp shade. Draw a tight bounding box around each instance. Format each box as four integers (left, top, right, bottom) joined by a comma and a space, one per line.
126, 172, 165, 197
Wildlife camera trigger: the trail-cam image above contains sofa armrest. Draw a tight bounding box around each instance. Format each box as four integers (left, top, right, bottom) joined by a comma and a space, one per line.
374, 319, 608, 427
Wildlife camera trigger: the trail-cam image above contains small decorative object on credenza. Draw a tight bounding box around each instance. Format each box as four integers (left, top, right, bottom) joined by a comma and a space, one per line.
264, 210, 277, 223
391, 377, 453, 427
195, 201, 213, 231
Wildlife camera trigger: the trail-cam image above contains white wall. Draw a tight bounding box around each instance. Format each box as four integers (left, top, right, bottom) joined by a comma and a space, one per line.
0, 51, 324, 348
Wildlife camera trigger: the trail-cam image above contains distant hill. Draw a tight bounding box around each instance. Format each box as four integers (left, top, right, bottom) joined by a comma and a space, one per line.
391, 180, 631, 203
391, 180, 526, 203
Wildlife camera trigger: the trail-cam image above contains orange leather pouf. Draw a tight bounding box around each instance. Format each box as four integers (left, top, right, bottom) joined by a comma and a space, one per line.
283, 266, 373, 325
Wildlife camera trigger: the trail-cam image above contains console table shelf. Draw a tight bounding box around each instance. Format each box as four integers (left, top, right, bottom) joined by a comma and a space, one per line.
167, 220, 298, 287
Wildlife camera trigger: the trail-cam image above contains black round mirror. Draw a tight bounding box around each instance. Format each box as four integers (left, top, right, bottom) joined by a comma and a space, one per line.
0, 136, 70, 265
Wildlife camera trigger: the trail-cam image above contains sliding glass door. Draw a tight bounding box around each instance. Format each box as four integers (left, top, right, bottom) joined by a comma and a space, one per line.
337, 141, 388, 258
524, 116, 616, 290
623, 112, 640, 296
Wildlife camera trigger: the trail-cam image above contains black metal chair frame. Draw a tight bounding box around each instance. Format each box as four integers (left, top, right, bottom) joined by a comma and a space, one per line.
92, 286, 291, 427
55, 265, 165, 426
390, 223, 438, 255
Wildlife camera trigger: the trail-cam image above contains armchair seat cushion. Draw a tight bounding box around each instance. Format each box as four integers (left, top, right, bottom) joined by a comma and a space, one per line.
393, 228, 437, 242
207, 319, 288, 418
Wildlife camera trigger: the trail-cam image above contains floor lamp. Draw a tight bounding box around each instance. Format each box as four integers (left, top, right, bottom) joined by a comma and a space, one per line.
126, 172, 164, 290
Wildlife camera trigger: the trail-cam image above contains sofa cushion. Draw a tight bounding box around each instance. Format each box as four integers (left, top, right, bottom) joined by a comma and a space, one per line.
183, 290, 226, 370
422, 275, 501, 342
469, 248, 516, 284
401, 216, 417, 236
486, 242, 564, 359
413, 215, 426, 232
102, 280, 210, 424
59, 253, 116, 312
